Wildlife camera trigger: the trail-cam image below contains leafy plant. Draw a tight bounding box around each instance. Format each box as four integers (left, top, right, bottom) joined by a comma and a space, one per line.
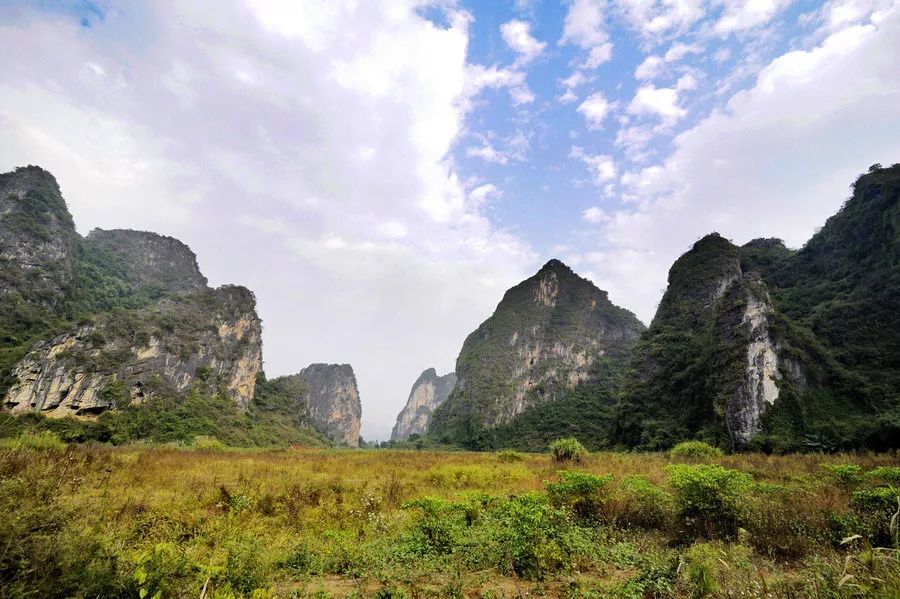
668, 464, 752, 539
548, 437, 588, 463
669, 441, 723, 460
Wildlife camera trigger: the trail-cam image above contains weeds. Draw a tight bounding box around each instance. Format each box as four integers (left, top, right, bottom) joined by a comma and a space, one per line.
0, 446, 898, 597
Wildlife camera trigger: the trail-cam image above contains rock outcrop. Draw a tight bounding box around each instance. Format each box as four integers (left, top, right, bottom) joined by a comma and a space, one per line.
85, 229, 208, 293
0, 166, 77, 309
299, 364, 361, 447
4, 286, 263, 416
617, 166, 899, 450
0, 165, 264, 418
391, 368, 456, 440
430, 259, 645, 446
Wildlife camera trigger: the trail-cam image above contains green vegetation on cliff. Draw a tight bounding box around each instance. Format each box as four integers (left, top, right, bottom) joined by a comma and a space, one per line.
616, 164, 900, 452
430, 260, 644, 449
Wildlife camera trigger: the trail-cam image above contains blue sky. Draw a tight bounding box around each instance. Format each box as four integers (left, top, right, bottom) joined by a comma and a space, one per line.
1, 0, 898, 439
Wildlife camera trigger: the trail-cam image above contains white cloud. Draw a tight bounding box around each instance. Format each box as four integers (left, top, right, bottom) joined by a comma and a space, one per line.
577, 92, 613, 128
583, 3, 900, 322
635, 55, 664, 79
466, 64, 534, 106
676, 73, 698, 90
617, 0, 707, 39
715, 0, 793, 34
500, 19, 546, 64
571, 147, 617, 184
628, 84, 687, 122
0, 0, 536, 441
559, 70, 591, 103
560, 0, 614, 67
469, 183, 501, 206
664, 42, 703, 61
582, 206, 610, 223
467, 143, 508, 164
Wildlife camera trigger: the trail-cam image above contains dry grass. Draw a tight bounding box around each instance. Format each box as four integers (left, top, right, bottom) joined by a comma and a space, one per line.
1, 445, 898, 598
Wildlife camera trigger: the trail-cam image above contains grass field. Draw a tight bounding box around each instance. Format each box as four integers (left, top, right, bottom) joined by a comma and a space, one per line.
1, 440, 899, 598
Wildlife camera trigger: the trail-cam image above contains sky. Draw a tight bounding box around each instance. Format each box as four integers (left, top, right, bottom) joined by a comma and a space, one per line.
1, 0, 898, 441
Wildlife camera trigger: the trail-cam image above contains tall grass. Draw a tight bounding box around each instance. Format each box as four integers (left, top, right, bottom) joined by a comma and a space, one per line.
0, 445, 898, 597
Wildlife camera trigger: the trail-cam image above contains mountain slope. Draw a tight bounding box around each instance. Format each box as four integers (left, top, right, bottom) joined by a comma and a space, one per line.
429, 259, 645, 449
616, 164, 899, 451
0, 165, 325, 448
391, 368, 456, 441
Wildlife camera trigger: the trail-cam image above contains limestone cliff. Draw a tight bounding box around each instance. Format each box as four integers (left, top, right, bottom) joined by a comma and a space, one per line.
300, 364, 361, 447
391, 368, 456, 440
3, 286, 262, 416
0, 166, 77, 312
0, 165, 264, 418
85, 229, 208, 293
430, 259, 645, 447
616, 162, 900, 452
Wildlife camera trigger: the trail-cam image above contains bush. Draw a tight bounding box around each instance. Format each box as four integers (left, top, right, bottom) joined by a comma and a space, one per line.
867, 466, 900, 484
549, 437, 588, 463
0, 431, 66, 451
192, 435, 227, 451
669, 441, 723, 460
545, 470, 613, 523
616, 476, 675, 530
851, 486, 900, 546
224, 536, 271, 595
497, 449, 525, 463
823, 463, 864, 491
668, 464, 752, 539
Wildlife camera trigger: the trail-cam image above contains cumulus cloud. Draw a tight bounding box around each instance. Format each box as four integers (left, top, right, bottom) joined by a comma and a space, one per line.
577, 92, 613, 129
582, 206, 610, 223
0, 0, 536, 440
617, 0, 707, 39
571, 146, 617, 185
500, 19, 546, 64
560, 0, 614, 67
715, 0, 793, 34
628, 85, 687, 123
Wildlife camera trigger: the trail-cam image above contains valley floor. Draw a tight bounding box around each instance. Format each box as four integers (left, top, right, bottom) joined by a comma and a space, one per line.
1, 444, 899, 598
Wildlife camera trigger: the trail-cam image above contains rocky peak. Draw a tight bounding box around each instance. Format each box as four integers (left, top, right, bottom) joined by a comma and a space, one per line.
0, 166, 77, 308
429, 261, 645, 446
298, 363, 361, 447
86, 228, 208, 293
3, 286, 263, 416
391, 368, 456, 441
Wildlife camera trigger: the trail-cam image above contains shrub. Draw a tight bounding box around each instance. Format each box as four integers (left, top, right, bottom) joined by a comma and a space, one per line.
549, 437, 588, 463
867, 467, 900, 484
192, 435, 227, 451
851, 486, 900, 547
669, 441, 723, 460
0, 431, 66, 451
494, 493, 578, 580
680, 543, 719, 598
668, 464, 752, 539
822, 463, 863, 491
497, 449, 525, 463
617, 476, 675, 529
545, 470, 612, 523
224, 536, 271, 595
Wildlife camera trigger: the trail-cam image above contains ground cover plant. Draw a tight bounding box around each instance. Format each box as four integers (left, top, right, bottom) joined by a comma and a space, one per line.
0, 439, 898, 598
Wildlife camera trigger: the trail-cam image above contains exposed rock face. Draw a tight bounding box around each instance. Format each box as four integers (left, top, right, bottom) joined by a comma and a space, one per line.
3, 286, 263, 416
617, 234, 796, 448
297, 364, 362, 447
0, 165, 265, 418
0, 166, 76, 308
86, 229, 208, 293
430, 259, 645, 445
391, 368, 456, 440
727, 287, 780, 445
